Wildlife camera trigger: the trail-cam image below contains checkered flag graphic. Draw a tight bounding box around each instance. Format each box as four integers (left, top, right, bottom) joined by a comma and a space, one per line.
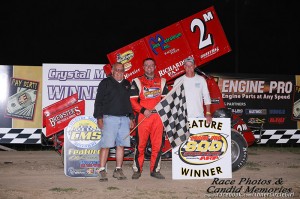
155, 80, 189, 148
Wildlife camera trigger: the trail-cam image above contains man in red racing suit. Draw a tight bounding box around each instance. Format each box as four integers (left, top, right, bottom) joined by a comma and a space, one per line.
130, 58, 169, 179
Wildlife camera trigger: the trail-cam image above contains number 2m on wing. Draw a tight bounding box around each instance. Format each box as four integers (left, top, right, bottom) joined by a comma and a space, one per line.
191, 11, 214, 50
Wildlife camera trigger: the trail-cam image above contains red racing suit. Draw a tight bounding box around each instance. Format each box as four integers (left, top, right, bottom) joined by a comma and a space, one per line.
130, 75, 168, 173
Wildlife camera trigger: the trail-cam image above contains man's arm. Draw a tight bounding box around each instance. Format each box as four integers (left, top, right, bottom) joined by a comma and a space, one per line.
93, 80, 107, 119
202, 78, 212, 123
130, 79, 144, 114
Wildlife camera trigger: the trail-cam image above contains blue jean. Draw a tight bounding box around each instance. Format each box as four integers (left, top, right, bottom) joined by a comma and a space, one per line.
99, 115, 130, 148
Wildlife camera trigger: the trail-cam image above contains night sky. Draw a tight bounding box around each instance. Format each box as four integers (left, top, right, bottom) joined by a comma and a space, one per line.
0, 0, 299, 75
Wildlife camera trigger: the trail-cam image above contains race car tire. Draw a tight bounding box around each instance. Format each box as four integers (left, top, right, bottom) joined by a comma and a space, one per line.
231, 129, 248, 172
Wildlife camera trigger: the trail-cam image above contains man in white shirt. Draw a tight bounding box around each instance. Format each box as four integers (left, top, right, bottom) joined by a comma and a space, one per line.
174, 56, 212, 123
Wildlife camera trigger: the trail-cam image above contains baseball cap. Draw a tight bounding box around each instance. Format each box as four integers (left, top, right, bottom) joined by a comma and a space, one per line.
183, 56, 195, 65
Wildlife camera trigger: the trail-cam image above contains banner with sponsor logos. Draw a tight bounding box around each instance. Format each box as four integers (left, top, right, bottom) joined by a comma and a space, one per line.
1, 64, 299, 146
42, 64, 105, 139
106, 6, 231, 83
64, 115, 101, 178
213, 74, 300, 130
42, 64, 105, 117
172, 118, 231, 180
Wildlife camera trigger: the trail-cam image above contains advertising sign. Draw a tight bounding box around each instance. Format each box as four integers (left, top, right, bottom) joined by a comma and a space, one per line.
64, 115, 101, 178
0, 65, 42, 144
214, 74, 297, 129
42, 64, 105, 117
0, 65, 42, 129
172, 118, 231, 180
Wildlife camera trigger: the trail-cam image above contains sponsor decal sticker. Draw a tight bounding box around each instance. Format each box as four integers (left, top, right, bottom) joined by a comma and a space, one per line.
178, 132, 228, 165
65, 116, 101, 149
245, 109, 267, 115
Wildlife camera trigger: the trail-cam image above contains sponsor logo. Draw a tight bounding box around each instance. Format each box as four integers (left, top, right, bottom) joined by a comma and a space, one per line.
48, 107, 81, 127
86, 168, 95, 175
231, 109, 243, 115
80, 160, 100, 168
68, 167, 86, 175
148, 33, 182, 55
65, 116, 101, 149
248, 118, 265, 124
143, 87, 161, 98
211, 98, 220, 104
68, 155, 99, 161
124, 68, 140, 79
116, 50, 134, 71
245, 109, 267, 115
269, 117, 285, 124
269, 109, 286, 114
158, 61, 184, 78
178, 132, 228, 165
225, 102, 246, 107
68, 148, 101, 155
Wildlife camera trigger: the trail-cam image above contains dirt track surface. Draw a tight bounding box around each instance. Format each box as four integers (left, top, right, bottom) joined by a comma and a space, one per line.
0, 146, 299, 199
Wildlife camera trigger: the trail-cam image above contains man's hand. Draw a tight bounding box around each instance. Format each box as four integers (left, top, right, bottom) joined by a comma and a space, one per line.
97, 118, 104, 129
205, 114, 212, 124
143, 109, 152, 118
144, 109, 157, 118
130, 120, 135, 129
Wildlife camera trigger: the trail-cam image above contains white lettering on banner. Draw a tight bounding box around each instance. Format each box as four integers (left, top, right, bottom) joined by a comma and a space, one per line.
225, 102, 246, 106
222, 79, 293, 94
124, 68, 140, 79
274, 94, 290, 100
200, 47, 219, 59
48, 69, 91, 81
158, 60, 184, 77
43, 64, 105, 117
93, 69, 106, 79
222, 80, 265, 93
48, 107, 81, 127
269, 81, 293, 93
222, 94, 241, 100
48, 69, 105, 81
241, 94, 256, 99
263, 94, 273, 100
47, 85, 98, 100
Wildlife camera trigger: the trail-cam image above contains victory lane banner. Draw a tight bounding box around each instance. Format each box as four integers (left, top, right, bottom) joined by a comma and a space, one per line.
172, 118, 231, 180
64, 115, 102, 178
